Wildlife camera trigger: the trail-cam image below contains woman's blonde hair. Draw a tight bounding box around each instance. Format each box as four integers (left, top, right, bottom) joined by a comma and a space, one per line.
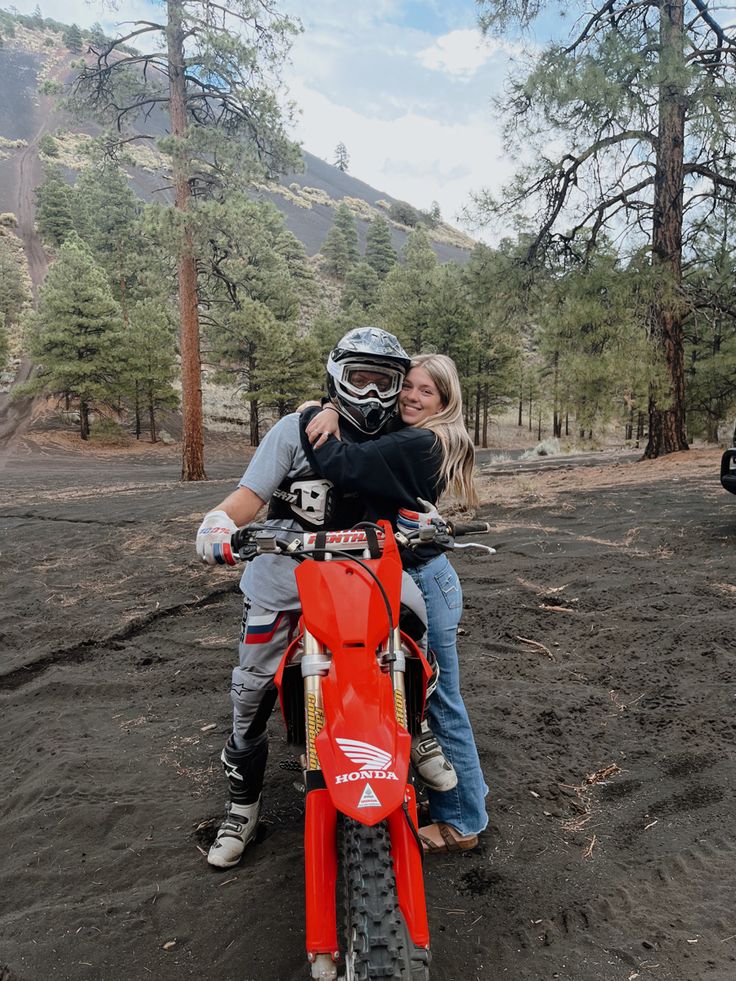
409, 353, 478, 509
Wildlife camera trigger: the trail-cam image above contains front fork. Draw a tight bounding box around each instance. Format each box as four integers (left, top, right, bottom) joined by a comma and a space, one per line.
302, 628, 427, 972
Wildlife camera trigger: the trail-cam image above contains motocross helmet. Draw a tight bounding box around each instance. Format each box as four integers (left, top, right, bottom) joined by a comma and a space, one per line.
326, 327, 411, 434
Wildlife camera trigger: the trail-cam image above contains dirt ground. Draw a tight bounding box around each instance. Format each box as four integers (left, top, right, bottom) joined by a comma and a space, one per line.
1, 435, 735, 981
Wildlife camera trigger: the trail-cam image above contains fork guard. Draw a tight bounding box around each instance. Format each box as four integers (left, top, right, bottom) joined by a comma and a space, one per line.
304, 785, 430, 961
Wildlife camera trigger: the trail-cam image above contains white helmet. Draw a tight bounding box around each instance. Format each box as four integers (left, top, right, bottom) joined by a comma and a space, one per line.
326, 327, 411, 433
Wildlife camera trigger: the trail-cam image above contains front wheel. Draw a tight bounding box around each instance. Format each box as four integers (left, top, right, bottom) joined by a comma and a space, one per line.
340, 818, 430, 981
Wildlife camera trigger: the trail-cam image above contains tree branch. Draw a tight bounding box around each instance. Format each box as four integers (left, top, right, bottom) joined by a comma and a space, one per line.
684, 163, 736, 191
689, 0, 736, 59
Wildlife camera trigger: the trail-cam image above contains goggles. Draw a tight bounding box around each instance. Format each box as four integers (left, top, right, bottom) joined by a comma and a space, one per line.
341, 362, 403, 401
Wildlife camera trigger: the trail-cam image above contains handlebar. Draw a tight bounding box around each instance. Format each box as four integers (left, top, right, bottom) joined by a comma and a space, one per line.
231, 524, 387, 559
230, 520, 495, 562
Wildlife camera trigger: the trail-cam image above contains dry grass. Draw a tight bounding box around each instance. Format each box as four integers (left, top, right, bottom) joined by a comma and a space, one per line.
476, 448, 722, 509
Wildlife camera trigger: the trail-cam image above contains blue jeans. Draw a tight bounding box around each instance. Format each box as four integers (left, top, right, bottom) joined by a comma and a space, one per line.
407, 554, 489, 836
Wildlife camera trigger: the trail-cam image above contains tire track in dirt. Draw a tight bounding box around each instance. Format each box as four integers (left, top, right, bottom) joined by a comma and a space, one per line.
0, 585, 234, 691
534, 832, 736, 948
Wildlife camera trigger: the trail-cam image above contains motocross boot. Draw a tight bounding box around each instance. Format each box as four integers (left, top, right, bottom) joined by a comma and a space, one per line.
208, 735, 267, 869
411, 719, 458, 792
411, 650, 458, 792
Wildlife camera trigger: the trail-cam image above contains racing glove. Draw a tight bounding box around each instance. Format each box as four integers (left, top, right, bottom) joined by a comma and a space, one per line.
397, 498, 446, 539
196, 509, 238, 566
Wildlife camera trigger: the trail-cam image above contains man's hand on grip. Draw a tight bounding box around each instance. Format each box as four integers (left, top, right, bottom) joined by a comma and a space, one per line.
196, 510, 238, 566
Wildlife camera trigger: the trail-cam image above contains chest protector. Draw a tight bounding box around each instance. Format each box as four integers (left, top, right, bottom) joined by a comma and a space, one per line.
266, 409, 365, 532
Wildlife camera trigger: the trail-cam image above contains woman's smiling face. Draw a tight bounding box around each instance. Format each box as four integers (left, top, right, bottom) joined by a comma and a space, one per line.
399, 366, 444, 425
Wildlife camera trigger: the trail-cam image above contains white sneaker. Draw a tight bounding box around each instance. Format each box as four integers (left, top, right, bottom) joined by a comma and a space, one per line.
207, 798, 261, 868
411, 725, 458, 792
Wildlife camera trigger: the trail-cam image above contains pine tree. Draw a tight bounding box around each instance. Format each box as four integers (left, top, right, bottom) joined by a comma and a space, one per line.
365, 216, 397, 278
462, 241, 526, 445
200, 194, 315, 443
85, 22, 107, 49
475, 0, 736, 457
31, 235, 122, 439
35, 166, 74, 247
73, 0, 302, 478
321, 226, 351, 279
274, 228, 317, 300
334, 142, 349, 172
209, 299, 320, 443
378, 227, 437, 350
72, 162, 143, 308
309, 306, 345, 362
332, 202, 360, 266
683, 216, 736, 441
120, 298, 179, 442
342, 261, 379, 312
0, 236, 30, 328
62, 23, 82, 52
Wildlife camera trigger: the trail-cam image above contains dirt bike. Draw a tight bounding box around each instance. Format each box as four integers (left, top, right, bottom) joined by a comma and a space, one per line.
230, 517, 493, 981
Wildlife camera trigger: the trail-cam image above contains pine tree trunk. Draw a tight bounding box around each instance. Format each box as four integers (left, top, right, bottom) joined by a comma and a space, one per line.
552, 351, 561, 438
149, 388, 157, 444
482, 383, 489, 449
79, 399, 90, 440
518, 387, 523, 427
168, 0, 206, 481
250, 399, 260, 447
134, 380, 141, 440
473, 378, 481, 446
645, 0, 689, 459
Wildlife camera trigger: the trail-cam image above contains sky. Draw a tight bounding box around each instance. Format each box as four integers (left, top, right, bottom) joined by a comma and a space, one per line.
7, 0, 564, 237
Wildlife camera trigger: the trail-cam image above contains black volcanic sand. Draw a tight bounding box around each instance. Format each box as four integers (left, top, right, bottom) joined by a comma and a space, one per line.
1, 439, 735, 981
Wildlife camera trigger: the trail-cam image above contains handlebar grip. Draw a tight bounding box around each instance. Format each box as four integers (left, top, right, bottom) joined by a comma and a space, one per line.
448, 520, 492, 537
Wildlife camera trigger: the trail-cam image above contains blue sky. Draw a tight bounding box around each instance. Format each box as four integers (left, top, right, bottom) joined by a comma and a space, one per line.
8, 0, 565, 235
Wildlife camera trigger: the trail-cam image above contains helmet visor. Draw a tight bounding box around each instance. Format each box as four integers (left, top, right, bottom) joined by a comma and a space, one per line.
342, 363, 404, 402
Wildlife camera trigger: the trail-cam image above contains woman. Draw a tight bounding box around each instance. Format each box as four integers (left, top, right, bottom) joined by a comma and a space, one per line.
305, 353, 489, 852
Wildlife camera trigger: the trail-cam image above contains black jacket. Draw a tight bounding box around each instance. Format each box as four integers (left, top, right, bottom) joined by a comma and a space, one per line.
308, 426, 445, 566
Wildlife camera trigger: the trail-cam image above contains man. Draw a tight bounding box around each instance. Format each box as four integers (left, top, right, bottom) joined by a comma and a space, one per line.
196, 328, 456, 868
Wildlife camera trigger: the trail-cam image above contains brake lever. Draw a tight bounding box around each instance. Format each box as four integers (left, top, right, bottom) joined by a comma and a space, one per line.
452, 542, 496, 554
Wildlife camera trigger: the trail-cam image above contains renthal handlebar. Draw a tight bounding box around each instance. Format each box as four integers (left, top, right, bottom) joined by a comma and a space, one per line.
230, 521, 495, 561
231, 525, 386, 558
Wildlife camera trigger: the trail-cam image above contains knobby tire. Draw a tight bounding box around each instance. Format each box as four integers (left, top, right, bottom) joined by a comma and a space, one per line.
340, 817, 430, 981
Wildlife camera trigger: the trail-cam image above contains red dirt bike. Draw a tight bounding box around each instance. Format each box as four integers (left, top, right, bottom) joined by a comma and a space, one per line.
230, 518, 492, 981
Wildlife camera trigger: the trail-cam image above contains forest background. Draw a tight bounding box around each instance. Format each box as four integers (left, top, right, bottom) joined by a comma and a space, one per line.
0, 0, 735, 480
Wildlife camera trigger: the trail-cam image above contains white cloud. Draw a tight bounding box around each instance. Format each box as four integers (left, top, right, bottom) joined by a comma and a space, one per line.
288, 81, 514, 237
416, 28, 518, 79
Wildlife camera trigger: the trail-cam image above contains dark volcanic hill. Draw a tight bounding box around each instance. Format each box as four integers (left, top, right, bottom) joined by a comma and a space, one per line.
0, 30, 475, 266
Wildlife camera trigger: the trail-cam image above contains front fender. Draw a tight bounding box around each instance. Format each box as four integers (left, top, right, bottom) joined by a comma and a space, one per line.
316, 647, 411, 824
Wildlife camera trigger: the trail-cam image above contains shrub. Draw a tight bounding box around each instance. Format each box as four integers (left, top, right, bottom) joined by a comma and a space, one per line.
388, 200, 421, 228
39, 133, 59, 157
